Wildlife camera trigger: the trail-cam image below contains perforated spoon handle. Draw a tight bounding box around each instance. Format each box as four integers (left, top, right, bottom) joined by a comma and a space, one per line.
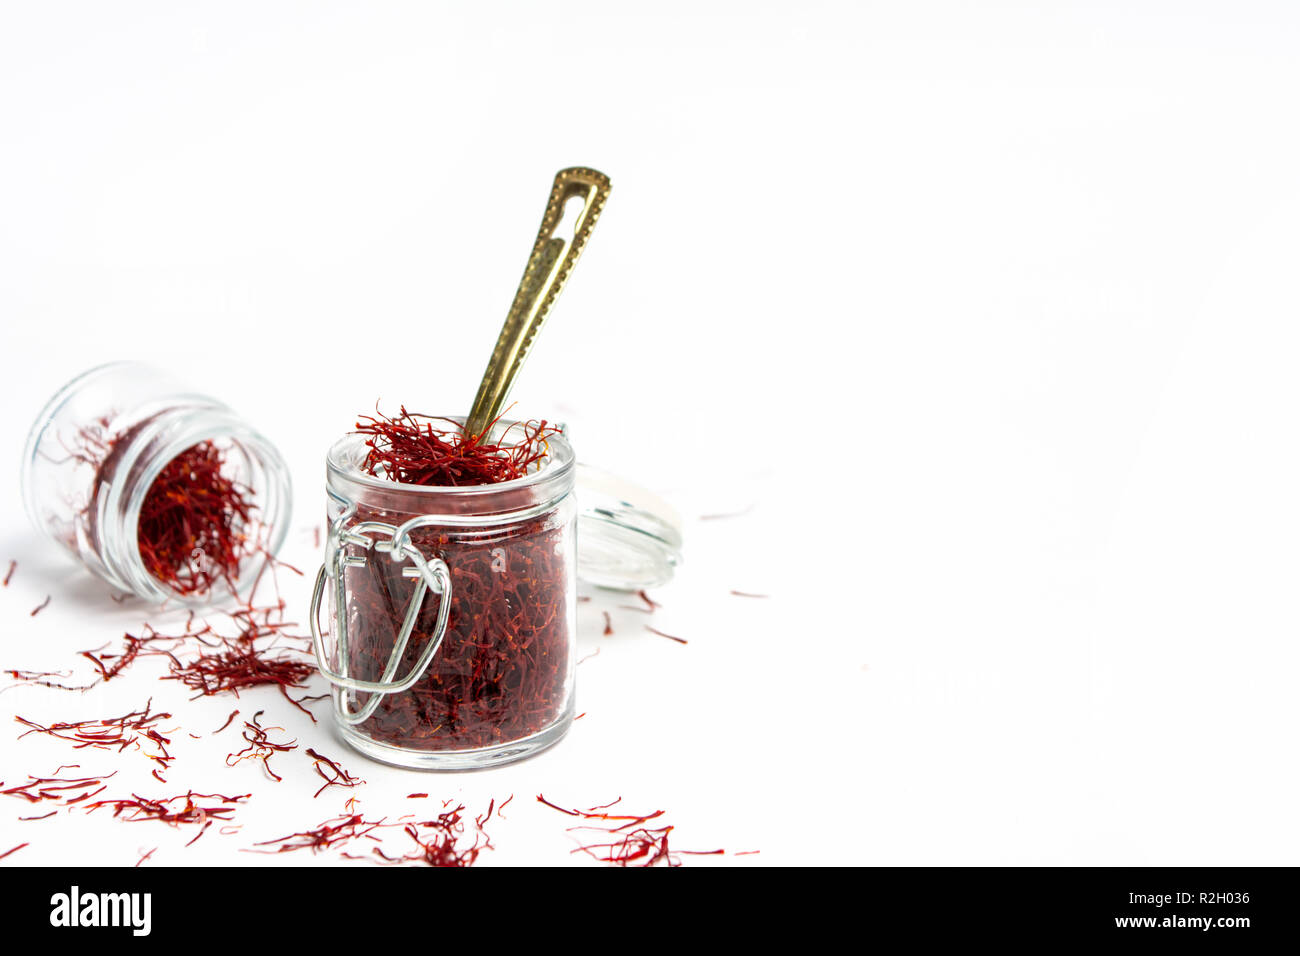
464, 166, 612, 441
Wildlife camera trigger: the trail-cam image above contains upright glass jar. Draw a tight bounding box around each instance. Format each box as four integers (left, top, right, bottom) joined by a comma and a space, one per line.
311, 421, 578, 770
22, 361, 292, 605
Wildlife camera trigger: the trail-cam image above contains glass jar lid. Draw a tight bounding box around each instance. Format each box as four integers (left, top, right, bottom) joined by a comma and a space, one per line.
574, 463, 683, 590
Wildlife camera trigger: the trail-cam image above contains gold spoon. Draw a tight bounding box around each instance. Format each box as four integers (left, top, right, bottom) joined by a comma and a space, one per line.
464, 166, 612, 443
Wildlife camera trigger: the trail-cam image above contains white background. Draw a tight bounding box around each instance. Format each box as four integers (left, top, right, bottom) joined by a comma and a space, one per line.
2, 0, 1299, 866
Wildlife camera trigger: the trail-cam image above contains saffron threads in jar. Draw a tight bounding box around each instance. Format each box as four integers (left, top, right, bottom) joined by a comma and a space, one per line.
134, 441, 256, 597
354, 406, 558, 486
336, 407, 572, 754
72, 417, 259, 599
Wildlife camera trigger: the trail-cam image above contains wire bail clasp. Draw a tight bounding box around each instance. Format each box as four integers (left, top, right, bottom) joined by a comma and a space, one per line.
309, 517, 452, 726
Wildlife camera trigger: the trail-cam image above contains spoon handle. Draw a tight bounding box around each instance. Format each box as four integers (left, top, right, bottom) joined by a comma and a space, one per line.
464, 166, 612, 442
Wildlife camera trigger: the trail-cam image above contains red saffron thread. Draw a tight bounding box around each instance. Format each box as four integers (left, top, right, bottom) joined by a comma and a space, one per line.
305, 747, 364, 798
2, 560, 14, 586
645, 625, 688, 644
156, 601, 320, 720
1, 771, 117, 806
253, 802, 497, 866
2, 668, 95, 694
602, 611, 613, 636
401, 804, 490, 867
85, 790, 250, 825
225, 710, 296, 782
0, 843, 29, 861
15, 702, 174, 778
212, 710, 240, 734
135, 847, 157, 867
536, 795, 702, 867
250, 813, 389, 855
30, 596, 51, 617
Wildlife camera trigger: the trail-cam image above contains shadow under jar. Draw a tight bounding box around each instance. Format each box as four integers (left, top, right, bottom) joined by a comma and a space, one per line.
311, 423, 577, 771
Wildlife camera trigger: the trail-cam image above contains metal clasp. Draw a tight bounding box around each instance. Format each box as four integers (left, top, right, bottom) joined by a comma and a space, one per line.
309, 516, 452, 726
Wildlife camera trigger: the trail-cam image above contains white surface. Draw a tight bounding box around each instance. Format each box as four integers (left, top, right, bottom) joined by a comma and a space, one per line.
2, 0, 1299, 866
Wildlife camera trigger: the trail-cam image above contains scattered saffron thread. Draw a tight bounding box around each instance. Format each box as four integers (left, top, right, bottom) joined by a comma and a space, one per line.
602, 611, 613, 636
85, 790, 250, 826
305, 747, 364, 798
2, 560, 14, 587
156, 600, 320, 720
253, 801, 498, 867
250, 813, 389, 856
535, 794, 720, 867
1, 668, 94, 694
225, 711, 296, 782
0, 771, 117, 806
212, 710, 240, 734
30, 596, 51, 617
400, 804, 491, 867
645, 625, 688, 645
0, 843, 29, 861
16, 702, 174, 778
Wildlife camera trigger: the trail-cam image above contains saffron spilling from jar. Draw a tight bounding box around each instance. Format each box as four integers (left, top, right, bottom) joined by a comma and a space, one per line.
23, 362, 291, 605
325, 408, 575, 763
75, 417, 258, 598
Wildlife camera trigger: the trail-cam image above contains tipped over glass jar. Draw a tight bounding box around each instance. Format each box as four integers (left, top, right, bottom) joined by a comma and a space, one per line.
22, 362, 292, 605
